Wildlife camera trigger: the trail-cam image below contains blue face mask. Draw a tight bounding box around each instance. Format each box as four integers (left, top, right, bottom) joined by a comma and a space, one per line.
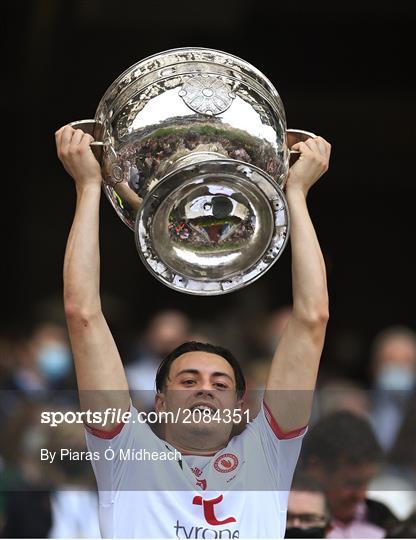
376, 365, 416, 392
36, 344, 72, 382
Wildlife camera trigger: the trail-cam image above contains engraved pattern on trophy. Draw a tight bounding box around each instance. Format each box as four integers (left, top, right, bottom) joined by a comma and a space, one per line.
178, 75, 235, 115
70, 48, 314, 295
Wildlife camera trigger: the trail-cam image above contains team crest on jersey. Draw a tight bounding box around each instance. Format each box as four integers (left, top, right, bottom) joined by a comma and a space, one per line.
214, 453, 239, 473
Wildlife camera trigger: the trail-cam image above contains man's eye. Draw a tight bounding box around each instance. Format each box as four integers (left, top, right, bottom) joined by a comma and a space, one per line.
215, 383, 228, 389
182, 380, 195, 385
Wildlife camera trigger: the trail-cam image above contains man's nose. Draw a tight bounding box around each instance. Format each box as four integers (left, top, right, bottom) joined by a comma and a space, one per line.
290, 517, 302, 528
195, 387, 215, 398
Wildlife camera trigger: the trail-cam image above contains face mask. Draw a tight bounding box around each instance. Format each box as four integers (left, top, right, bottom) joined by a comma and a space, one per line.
36, 344, 72, 382
376, 365, 416, 392
285, 527, 326, 538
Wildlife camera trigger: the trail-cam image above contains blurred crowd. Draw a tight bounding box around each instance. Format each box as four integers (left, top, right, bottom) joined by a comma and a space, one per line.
0, 301, 415, 538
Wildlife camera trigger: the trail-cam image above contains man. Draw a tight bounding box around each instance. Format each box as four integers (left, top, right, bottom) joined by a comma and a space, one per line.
369, 326, 416, 451
126, 310, 192, 410
55, 125, 330, 538
299, 410, 399, 538
286, 475, 331, 538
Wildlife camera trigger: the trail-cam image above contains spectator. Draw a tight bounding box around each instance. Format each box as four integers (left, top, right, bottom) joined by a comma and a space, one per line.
47, 418, 100, 538
125, 310, 191, 408
9, 322, 73, 394
300, 411, 399, 538
314, 378, 370, 420
285, 475, 331, 538
369, 326, 416, 452
386, 511, 416, 538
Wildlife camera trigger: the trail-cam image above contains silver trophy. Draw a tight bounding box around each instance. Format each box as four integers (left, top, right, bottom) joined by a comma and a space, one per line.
71, 47, 314, 295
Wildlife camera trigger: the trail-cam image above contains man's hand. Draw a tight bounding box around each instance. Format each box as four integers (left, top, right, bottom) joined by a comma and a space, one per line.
286, 136, 331, 196
55, 125, 102, 189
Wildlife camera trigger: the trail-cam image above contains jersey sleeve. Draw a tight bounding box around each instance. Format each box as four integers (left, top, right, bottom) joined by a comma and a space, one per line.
84, 403, 161, 503
238, 400, 307, 491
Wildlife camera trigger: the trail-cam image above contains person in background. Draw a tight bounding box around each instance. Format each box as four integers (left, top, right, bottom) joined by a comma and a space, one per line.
369, 326, 416, 452
315, 378, 370, 420
47, 418, 100, 538
386, 511, 416, 539
285, 475, 331, 538
9, 322, 73, 393
299, 410, 399, 538
125, 310, 191, 409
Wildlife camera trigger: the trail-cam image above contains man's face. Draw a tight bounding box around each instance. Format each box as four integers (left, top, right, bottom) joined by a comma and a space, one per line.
146, 312, 190, 357
155, 351, 242, 450
287, 491, 328, 530
375, 335, 416, 374
323, 461, 378, 523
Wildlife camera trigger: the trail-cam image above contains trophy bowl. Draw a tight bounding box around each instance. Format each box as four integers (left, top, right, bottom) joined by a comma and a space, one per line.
71, 47, 314, 295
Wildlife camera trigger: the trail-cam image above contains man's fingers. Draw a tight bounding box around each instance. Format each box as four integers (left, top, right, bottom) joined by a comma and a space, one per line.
55, 125, 68, 150
313, 137, 327, 156
81, 133, 94, 145
55, 129, 62, 149
79, 133, 94, 155
304, 137, 322, 154
291, 141, 313, 154
70, 129, 84, 147
303, 137, 330, 168
60, 125, 75, 151
310, 136, 331, 160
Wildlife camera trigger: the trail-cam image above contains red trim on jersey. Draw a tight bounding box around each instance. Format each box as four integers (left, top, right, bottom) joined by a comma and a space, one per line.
181, 450, 217, 456
263, 400, 307, 439
84, 421, 125, 439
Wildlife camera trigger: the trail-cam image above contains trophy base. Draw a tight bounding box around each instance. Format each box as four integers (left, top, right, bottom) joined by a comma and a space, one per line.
135, 159, 289, 295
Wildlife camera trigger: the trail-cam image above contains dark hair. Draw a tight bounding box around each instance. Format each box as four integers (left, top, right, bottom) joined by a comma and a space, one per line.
291, 474, 326, 494
155, 341, 246, 399
300, 411, 383, 470
290, 474, 329, 515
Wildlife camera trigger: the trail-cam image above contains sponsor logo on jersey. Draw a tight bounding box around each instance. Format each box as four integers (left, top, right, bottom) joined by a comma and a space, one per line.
214, 453, 239, 473
192, 494, 236, 526
174, 495, 239, 538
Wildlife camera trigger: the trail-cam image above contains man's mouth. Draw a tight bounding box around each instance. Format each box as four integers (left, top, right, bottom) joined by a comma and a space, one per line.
190, 403, 217, 415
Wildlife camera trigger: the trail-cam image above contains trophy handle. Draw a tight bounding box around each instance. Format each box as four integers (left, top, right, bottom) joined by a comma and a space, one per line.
287, 129, 316, 166
69, 119, 107, 159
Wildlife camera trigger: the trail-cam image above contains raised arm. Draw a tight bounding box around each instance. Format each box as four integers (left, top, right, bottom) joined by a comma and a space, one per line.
56, 126, 130, 427
264, 136, 331, 432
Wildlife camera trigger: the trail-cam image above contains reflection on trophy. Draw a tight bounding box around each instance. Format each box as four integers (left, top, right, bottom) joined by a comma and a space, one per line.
71, 48, 314, 295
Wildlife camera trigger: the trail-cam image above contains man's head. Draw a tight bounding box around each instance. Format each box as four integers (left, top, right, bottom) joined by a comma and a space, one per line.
371, 326, 416, 391
286, 476, 330, 538
300, 411, 382, 523
155, 342, 246, 451
145, 310, 191, 358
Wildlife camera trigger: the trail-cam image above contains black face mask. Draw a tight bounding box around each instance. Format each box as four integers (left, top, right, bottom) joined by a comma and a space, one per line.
285, 526, 326, 538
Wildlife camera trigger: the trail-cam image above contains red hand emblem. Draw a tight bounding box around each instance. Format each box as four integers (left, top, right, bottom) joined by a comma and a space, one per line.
193, 494, 236, 526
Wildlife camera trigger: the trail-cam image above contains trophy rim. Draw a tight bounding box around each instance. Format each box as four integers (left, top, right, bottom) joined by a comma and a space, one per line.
95, 46, 286, 125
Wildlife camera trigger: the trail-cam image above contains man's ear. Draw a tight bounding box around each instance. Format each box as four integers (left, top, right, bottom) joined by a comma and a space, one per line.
155, 392, 166, 413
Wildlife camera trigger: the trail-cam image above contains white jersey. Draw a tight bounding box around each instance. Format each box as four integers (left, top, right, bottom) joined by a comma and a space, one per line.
85, 402, 306, 539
